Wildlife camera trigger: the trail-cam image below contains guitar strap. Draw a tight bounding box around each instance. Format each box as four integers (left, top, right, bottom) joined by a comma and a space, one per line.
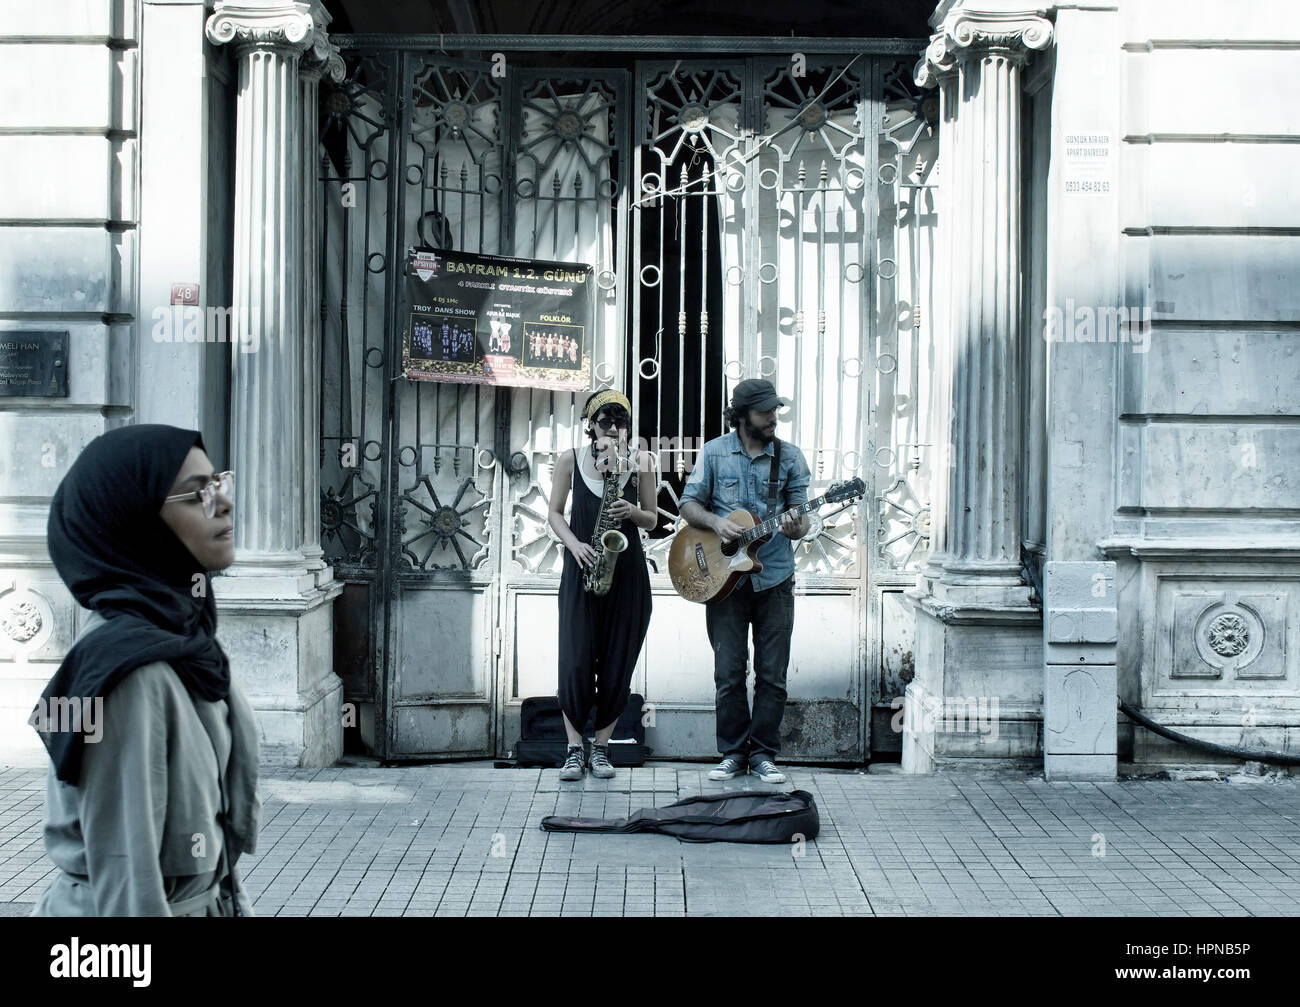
765, 438, 782, 518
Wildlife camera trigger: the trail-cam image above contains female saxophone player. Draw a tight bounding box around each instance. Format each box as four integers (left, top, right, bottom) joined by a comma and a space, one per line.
547, 390, 656, 780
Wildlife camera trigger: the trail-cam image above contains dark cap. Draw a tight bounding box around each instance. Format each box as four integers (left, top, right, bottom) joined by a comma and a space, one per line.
731, 378, 786, 413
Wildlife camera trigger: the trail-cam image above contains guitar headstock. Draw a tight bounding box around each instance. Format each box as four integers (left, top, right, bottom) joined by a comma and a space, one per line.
825, 477, 867, 505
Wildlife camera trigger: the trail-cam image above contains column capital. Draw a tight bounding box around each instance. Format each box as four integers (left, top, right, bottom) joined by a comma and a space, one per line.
915, 31, 959, 89
205, 0, 329, 57
945, 9, 1053, 64
300, 34, 345, 84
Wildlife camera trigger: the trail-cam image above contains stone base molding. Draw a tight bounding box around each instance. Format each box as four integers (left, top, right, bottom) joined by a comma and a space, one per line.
215, 577, 344, 767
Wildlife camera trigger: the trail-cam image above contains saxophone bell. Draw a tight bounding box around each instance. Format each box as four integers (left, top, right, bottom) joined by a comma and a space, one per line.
590, 529, 628, 596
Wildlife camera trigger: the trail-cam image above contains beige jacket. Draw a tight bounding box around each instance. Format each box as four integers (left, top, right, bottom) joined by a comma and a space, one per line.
32, 610, 261, 917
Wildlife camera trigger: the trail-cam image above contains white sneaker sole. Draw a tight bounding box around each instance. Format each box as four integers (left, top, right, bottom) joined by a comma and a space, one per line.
707, 768, 743, 781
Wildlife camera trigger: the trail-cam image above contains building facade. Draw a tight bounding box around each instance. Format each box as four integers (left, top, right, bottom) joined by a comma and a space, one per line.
1, 0, 1297, 777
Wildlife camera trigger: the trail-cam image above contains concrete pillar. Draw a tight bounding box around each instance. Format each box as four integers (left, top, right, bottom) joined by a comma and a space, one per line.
206, 0, 343, 766
1041, 5, 1123, 778
904, 5, 1052, 772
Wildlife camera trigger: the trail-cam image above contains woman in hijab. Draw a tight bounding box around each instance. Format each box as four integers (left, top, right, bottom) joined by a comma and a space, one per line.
31, 424, 260, 917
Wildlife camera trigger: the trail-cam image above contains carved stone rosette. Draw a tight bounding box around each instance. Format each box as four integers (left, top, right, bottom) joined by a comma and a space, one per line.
0, 586, 55, 657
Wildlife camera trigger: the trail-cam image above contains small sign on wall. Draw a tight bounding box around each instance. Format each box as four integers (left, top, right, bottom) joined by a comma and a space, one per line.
0, 331, 69, 397
1063, 132, 1112, 196
170, 283, 200, 306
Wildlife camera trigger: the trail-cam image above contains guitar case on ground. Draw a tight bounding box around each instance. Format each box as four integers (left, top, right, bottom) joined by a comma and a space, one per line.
540, 789, 819, 844
512, 693, 651, 767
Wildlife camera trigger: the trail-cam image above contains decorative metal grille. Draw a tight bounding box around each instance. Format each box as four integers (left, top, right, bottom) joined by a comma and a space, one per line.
630, 57, 879, 581
319, 52, 393, 572
505, 71, 627, 578
872, 60, 938, 575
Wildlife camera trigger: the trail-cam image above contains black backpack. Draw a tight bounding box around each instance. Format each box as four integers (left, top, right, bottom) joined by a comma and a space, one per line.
540, 789, 819, 844
512, 694, 651, 767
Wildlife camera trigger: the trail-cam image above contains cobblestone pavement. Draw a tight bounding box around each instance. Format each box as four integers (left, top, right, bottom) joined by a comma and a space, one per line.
2, 763, 1299, 917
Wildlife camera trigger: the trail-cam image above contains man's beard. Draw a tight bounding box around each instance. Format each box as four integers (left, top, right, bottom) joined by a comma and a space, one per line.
742, 416, 776, 444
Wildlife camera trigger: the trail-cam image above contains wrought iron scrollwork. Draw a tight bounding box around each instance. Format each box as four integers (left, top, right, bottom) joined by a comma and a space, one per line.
320, 470, 379, 568
399, 473, 492, 572
870, 57, 938, 574
320, 52, 392, 155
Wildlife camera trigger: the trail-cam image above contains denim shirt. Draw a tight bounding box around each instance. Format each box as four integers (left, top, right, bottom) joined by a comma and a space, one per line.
679, 430, 811, 592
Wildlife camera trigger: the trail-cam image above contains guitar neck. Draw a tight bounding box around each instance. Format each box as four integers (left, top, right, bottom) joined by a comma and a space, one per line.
738, 494, 829, 546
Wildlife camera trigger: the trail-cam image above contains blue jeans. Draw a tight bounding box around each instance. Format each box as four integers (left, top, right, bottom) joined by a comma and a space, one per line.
705, 575, 795, 760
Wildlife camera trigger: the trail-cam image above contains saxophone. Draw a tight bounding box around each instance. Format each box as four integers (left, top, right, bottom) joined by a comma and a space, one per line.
583, 441, 630, 596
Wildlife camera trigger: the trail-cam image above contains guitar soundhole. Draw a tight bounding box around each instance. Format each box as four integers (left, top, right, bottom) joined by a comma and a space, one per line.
720, 540, 738, 558
693, 542, 708, 573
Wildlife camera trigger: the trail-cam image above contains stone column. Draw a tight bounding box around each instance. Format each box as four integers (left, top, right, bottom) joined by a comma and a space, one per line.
914, 35, 959, 590
936, 10, 1049, 598
298, 27, 343, 575
206, 0, 343, 767
904, 6, 1052, 772
209, 1, 305, 574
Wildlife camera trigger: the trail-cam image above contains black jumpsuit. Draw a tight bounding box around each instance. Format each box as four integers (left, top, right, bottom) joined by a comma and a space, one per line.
557, 448, 653, 735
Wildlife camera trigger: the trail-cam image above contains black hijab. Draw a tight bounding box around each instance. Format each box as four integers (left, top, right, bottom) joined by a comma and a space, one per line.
36, 424, 232, 784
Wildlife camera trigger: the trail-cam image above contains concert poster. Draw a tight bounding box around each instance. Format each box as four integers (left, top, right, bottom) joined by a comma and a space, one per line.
402, 248, 594, 391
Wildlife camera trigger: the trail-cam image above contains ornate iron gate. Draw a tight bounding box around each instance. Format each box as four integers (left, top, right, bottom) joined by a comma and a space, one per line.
317, 42, 936, 762
318, 47, 628, 758
627, 56, 938, 760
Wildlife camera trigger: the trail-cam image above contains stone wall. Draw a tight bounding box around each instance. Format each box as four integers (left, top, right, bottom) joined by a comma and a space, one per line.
1064, 0, 1300, 767
0, 1, 141, 765
1106, 1, 1300, 766
0, 0, 240, 766
910, 0, 1300, 775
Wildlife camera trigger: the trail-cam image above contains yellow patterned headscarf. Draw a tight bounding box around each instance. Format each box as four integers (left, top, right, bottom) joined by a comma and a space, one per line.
583, 389, 631, 419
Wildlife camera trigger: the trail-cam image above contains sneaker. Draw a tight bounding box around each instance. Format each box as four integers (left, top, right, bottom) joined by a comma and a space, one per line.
558, 745, 585, 781
589, 743, 616, 779
749, 757, 787, 784
707, 755, 746, 781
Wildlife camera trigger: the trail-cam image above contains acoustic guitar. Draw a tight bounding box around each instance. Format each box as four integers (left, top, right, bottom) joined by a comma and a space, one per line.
668, 478, 867, 604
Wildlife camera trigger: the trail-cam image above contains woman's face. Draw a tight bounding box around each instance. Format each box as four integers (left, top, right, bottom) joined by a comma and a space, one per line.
587, 407, 629, 445
160, 446, 235, 572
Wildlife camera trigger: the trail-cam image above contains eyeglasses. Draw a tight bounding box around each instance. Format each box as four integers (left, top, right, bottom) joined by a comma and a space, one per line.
163, 471, 234, 519
593, 414, 628, 431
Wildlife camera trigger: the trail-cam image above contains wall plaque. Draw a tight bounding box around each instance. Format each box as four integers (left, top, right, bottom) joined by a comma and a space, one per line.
0, 331, 69, 398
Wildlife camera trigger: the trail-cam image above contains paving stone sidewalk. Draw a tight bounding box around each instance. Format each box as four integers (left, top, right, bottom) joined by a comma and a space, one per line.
1, 762, 1298, 917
